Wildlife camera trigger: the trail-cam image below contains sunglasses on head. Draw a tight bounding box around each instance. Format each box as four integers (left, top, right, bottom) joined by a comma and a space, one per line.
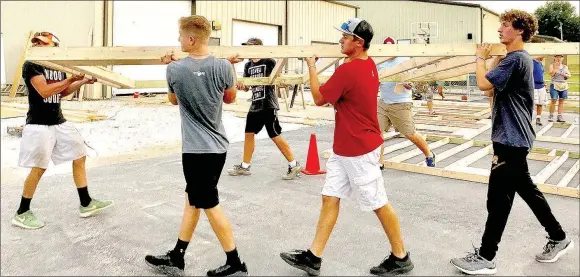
33, 32, 60, 43
340, 23, 362, 40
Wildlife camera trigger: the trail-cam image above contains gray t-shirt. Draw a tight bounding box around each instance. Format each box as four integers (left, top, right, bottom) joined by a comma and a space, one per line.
486, 50, 535, 149
166, 56, 235, 154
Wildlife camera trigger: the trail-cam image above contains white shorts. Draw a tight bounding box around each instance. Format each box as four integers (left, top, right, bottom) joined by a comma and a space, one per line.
534, 87, 547, 106
18, 122, 87, 169
321, 146, 388, 211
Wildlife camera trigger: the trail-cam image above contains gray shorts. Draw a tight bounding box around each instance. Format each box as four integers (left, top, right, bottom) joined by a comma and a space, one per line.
18, 122, 87, 169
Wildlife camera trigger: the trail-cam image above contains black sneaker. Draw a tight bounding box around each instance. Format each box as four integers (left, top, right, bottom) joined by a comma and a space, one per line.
536, 117, 543, 126
280, 249, 322, 276
145, 250, 185, 276
370, 252, 414, 276
207, 262, 248, 276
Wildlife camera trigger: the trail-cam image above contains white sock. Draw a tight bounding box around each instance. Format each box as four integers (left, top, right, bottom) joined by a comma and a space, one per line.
289, 160, 297, 167
241, 162, 251, 169
536, 115, 541, 119
427, 151, 433, 158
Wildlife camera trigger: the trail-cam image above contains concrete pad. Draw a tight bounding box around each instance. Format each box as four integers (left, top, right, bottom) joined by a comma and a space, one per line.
1, 126, 578, 276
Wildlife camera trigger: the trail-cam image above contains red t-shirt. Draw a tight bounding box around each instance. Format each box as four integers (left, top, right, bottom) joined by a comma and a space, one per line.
320, 57, 383, 157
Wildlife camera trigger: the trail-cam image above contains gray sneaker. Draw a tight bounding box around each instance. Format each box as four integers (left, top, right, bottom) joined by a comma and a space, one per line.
557, 115, 566, 123
11, 210, 45, 229
536, 237, 574, 263
282, 162, 303, 180
227, 164, 251, 176
79, 199, 114, 218
548, 114, 555, 122
450, 248, 497, 275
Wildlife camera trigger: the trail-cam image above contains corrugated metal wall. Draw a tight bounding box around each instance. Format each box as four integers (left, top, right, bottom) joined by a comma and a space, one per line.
1, 1, 101, 93
482, 11, 501, 43
287, 1, 355, 45
340, 1, 481, 44
196, 0, 286, 46
195, 0, 355, 74
286, 1, 356, 74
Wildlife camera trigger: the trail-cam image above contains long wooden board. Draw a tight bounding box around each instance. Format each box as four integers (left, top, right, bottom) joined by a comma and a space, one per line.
25, 43, 580, 66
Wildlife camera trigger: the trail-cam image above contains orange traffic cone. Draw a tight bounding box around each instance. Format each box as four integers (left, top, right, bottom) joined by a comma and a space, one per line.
301, 133, 326, 175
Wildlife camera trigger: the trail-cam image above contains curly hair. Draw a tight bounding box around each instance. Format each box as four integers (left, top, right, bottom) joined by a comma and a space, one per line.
500, 9, 539, 42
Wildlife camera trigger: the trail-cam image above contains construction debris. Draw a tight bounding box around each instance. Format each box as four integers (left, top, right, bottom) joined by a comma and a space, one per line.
7, 126, 23, 137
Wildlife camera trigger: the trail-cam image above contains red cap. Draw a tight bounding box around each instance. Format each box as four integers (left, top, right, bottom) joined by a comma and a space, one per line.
383, 37, 395, 44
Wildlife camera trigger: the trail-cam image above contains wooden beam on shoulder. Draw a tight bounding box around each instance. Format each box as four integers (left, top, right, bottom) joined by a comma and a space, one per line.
25, 43, 579, 66
31, 61, 134, 89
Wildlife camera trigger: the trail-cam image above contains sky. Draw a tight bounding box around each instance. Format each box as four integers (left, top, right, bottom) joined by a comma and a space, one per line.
455, 1, 580, 15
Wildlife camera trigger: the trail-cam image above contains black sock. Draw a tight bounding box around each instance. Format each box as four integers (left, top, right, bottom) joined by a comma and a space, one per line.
173, 239, 189, 257
392, 252, 409, 262
306, 249, 322, 262
77, 187, 92, 207
17, 196, 32, 215
226, 248, 242, 266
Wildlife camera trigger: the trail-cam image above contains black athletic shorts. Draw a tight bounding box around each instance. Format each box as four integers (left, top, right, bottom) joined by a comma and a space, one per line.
182, 152, 226, 209
245, 108, 282, 138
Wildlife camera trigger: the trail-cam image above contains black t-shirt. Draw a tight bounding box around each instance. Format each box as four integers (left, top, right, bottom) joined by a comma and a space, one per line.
243, 58, 279, 112
22, 61, 67, 125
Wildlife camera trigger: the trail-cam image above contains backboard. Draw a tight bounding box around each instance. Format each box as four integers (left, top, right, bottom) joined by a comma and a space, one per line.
411, 22, 438, 44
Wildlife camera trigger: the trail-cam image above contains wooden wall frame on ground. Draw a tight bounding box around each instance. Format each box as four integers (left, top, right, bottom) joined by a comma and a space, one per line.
11, 42, 578, 98
325, 135, 579, 199
535, 122, 580, 145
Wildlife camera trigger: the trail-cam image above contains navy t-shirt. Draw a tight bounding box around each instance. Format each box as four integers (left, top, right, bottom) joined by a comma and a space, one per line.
485, 50, 535, 149
532, 60, 545, 89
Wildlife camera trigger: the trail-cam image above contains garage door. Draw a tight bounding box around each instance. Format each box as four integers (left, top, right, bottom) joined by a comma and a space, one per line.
231, 20, 280, 75
112, 0, 191, 93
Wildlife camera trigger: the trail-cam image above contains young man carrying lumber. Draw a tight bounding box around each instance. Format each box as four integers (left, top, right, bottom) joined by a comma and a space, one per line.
377, 37, 436, 169
226, 37, 303, 180
450, 10, 573, 275
145, 16, 248, 276
12, 31, 113, 230
279, 18, 414, 276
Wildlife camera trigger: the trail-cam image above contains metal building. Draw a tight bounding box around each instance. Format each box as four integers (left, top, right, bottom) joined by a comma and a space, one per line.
1, 0, 499, 99
341, 0, 500, 45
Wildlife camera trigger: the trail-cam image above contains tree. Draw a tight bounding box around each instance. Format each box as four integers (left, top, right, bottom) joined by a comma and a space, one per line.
534, 1, 580, 42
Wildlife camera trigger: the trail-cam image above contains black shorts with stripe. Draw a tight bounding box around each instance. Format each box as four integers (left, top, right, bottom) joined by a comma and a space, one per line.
244, 108, 282, 138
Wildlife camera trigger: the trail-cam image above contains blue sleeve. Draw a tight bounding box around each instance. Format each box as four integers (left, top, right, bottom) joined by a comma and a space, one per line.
485, 55, 519, 92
